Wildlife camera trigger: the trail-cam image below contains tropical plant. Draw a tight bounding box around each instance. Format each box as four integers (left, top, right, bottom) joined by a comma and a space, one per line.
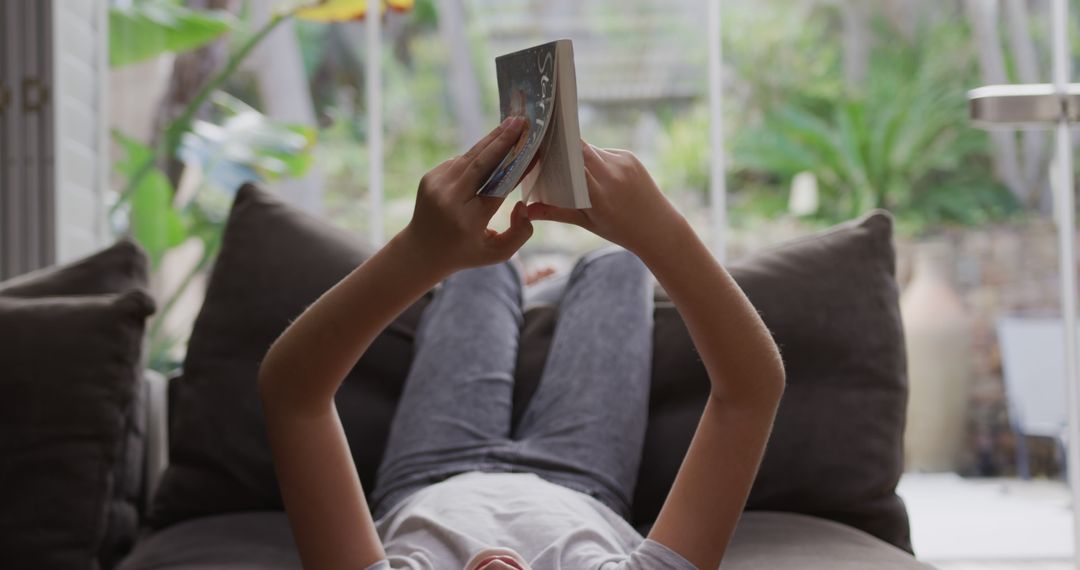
653, 104, 711, 202
729, 11, 1019, 234
306, 4, 454, 235
109, 1, 234, 67
109, 0, 410, 370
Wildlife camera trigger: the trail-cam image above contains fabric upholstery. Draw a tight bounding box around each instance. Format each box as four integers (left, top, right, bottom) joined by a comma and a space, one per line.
149, 185, 910, 553
721, 511, 930, 569
631, 213, 912, 551
149, 184, 430, 528
120, 511, 927, 570
0, 291, 155, 570
0, 239, 153, 569
0, 238, 148, 297
119, 512, 300, 570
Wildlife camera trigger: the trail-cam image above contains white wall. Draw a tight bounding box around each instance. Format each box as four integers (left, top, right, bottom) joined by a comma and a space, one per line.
52, 0, 108, 263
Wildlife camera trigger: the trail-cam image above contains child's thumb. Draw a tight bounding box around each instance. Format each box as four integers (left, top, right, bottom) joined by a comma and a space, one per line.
488, 202, 534, 259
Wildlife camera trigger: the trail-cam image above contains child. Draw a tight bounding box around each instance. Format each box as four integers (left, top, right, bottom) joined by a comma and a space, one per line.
259, 117, 785, 570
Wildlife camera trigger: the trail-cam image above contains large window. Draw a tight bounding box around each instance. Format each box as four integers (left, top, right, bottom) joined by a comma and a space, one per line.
106, 1, 1078, 564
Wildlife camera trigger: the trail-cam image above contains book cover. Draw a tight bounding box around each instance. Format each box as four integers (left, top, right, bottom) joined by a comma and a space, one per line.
476, 41, 559, 198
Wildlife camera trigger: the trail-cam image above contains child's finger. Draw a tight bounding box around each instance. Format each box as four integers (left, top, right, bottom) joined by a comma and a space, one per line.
526, 202, 590, 228
457, 117, 527, 196
596, 146, 626, 160
585, 167, 603, 199
452, 118, 515, 175
582, 141, 606, 170
485, 202, 534, 260
472, 193, 506, 220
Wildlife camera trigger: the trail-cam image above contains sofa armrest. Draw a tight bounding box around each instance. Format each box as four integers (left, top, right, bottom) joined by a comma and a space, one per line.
143, 369, 169, 514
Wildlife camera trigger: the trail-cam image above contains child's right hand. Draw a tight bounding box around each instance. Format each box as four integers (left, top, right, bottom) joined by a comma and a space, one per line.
525, 142, 690, 262
402, 117, 533, 274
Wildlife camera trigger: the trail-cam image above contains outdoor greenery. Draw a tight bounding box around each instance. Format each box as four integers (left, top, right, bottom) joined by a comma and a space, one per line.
305, 8, 457, 233
109, 1, 234, 67
109, 0, 354, 370
725, 3, 1018, 234
110, 0, 1038, 371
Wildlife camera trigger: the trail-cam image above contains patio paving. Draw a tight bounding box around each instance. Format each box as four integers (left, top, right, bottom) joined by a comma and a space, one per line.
898, 473, 1073, 569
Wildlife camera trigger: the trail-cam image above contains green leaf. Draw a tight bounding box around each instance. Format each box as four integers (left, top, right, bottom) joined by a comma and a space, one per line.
271, 125, 317, 177
112, 130, 154, 178
723, 9, 1009, 232
129, 168, 187, 267
177, 94, 317, 192
109, 2, 234, 67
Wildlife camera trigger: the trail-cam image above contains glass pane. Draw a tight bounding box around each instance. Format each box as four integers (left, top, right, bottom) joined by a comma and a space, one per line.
103, 0, 1076, 565
720, 0, 1073, 565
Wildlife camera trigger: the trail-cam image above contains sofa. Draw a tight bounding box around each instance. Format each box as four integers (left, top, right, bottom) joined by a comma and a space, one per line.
0, 184, 931, 569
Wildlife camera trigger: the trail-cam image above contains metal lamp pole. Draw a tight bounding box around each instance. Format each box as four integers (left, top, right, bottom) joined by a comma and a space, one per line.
1051, 1, 1080, 560
970, 0, 1080, 562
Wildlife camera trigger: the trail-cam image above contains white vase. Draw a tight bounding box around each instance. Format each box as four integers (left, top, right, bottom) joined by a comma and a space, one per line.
901, 241, 973, 472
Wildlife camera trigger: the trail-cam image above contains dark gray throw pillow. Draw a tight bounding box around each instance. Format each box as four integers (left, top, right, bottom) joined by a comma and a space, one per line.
0, 238, 148, 297
0, 239, 153, 568
151, 185, 909, 553
149, 184, 431, 528
515, 213, 909, 551
629, 211, 911, 552
0, 291, 155, 570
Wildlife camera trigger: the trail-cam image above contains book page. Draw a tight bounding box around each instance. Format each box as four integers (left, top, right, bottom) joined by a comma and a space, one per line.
523, 40, 590, 209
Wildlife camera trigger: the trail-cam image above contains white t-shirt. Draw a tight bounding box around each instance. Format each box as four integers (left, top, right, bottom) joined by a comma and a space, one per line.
364, 471, 695, 570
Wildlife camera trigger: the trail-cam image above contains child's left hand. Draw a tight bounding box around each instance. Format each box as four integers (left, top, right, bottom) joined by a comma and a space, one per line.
402, 117, 534, 274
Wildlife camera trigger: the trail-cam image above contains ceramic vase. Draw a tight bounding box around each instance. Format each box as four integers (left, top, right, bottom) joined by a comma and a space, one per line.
901, 241, 973, 472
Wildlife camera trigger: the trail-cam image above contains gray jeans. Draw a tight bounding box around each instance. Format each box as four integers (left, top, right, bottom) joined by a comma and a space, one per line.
370, 249, 654, 521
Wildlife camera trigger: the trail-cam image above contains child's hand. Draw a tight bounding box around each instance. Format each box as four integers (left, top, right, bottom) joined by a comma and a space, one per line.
402, 117, 533, 273
525, 142, 688, 262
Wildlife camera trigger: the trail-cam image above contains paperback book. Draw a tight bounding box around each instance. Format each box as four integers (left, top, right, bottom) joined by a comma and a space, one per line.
476, 39, 590, 209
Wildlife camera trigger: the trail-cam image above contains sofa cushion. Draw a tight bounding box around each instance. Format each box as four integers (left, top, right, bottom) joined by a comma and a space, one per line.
722, 511, 930, 569
0, 238, 148, 297
150, 185, 910, 552
119, 510, 927, 569
0, 290, 155, 570
0, 239, 153, 568
631, 212, 911, 551
516, 214, 910, 551
149, 184, 430, 528
119, 512, 301, 570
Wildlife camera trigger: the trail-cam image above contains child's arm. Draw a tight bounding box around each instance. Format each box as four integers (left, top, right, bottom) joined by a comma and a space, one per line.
527, 144, 785, 570
258, 118, 532, 570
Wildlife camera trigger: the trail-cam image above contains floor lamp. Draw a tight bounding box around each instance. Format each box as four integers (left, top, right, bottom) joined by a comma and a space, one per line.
968, 0, 1080, 563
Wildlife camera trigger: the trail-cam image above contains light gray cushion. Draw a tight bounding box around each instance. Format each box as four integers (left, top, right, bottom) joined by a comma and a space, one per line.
119, 513, 299, 570
722, 512, 932, 569
119, 511, 928, 569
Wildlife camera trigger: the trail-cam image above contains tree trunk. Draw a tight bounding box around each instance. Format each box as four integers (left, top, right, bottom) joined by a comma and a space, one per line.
436, 0, 485, 150
246, 1, 324, 215
841, 0, 870, 91
881, 0, 918, 40
964, 0, 1028, 203
153, 0, 235, 184
1004, 0, 1051, 212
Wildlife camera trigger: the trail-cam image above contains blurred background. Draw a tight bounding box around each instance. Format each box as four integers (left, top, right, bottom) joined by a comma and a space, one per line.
45, 0, 1080, 565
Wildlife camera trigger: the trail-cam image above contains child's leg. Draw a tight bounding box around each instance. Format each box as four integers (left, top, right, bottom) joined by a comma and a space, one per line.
506, 248, 654, 519
371, 262, 523, 517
